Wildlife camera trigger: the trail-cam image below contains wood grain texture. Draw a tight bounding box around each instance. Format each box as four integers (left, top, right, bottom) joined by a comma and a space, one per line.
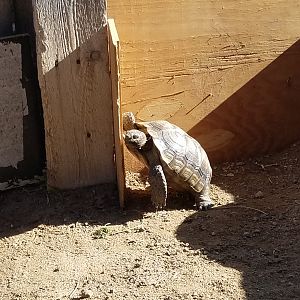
0, 34, 44, 182
33, 0, 116, 189
108, 0, 300, 169
108, 19, 125, 207
0, 41, 25, 168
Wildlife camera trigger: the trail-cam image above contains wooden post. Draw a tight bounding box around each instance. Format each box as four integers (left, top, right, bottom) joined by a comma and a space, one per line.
32, 0, 116, 189
108, 19, 125, 207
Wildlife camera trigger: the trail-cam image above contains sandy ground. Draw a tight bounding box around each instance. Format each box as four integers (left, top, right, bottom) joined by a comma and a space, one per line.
0, 142, 299, 300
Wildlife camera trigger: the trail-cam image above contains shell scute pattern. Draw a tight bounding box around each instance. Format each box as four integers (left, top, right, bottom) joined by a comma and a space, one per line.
179, 165, 194, 181
137, 120, 211, 193
168, 154, 186, 175
188, 173, 202, 187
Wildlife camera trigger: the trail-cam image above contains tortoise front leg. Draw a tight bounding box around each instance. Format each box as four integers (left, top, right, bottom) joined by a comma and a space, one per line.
195, 185, 214, 211
148, 165, 167, 209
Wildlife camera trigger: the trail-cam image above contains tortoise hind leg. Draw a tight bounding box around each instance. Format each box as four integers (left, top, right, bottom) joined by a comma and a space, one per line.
195, 185, 214, 211
148, 165, 167, 209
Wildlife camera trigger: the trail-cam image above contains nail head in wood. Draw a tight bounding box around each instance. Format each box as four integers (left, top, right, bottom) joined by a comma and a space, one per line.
90, 51, 101, 61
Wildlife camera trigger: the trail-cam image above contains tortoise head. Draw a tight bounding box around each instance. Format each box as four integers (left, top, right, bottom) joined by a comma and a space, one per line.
124, 129, 147, 151
123, 112, 136, 131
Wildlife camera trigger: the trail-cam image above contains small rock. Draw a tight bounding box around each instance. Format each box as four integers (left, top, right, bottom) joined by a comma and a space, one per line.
211, 232, 216, 236
243, 231, 251, 237
226, 173, 234, 177
183, 218, 194, 224
53, 267, 59, 272
254, 191, 264, 198
79, 289, 93, 299
95, 197, 105, 209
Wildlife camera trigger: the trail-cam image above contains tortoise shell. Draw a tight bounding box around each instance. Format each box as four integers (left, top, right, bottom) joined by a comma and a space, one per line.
135, 120, 212, 193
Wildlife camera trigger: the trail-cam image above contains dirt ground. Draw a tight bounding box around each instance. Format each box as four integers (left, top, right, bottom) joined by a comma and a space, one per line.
0, 142, 299, 300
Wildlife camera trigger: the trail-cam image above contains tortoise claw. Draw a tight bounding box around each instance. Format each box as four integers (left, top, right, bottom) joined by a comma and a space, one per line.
196, 200, 215, 211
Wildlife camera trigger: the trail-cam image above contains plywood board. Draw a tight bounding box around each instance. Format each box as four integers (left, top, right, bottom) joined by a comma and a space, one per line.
33, 0, 116, 189
108, 19, 125, 208
108, 0, 300, 169
0, 41, 26, 168
0, 34, 45, 184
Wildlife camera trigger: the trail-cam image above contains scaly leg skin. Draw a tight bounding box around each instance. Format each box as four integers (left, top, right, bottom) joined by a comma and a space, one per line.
148, 165, 167, 210
123, 112, 136, 131
195, 185, 214, 211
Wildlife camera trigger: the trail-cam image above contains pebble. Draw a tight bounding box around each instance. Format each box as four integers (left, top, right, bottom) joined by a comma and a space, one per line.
243, 231, 251, 237
254, 191, 264, 198
80, 289, 93, 299
135, 226, 145, 232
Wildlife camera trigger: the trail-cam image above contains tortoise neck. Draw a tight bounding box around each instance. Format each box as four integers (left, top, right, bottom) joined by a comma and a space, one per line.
140, 138, 161, 168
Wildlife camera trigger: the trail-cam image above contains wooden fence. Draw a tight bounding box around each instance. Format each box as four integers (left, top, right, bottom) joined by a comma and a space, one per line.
1, 1, 300, 206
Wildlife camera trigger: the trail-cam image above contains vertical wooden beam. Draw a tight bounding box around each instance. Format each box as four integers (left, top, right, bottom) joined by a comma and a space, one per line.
32, 0, 116, 189
108, 19, 125, 207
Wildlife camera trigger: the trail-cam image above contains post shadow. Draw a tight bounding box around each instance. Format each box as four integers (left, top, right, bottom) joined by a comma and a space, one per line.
0, 28, 141, 239
188, 39, 300, 164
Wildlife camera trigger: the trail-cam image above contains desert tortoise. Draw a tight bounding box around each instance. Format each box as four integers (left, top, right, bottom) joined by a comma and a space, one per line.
123, 112, 214, 210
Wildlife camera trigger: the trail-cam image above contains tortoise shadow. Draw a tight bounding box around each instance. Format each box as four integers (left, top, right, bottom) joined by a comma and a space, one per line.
176, 144, 300, 299
176, 37, 300, 300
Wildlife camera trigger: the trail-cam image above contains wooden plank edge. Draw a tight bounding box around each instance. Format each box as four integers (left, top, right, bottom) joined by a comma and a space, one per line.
108, 18, 125, 208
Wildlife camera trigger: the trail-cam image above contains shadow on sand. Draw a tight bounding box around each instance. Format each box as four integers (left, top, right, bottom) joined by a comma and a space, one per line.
0, 183, 146, 239
176, 144, 300, 299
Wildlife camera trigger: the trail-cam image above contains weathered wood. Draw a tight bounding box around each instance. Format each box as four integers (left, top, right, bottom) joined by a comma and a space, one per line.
0, 38, 26, 169
0, 34, 44, 184
108, 0, 300, 169
108, 19, 125, 208
33, 0, 116, 189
